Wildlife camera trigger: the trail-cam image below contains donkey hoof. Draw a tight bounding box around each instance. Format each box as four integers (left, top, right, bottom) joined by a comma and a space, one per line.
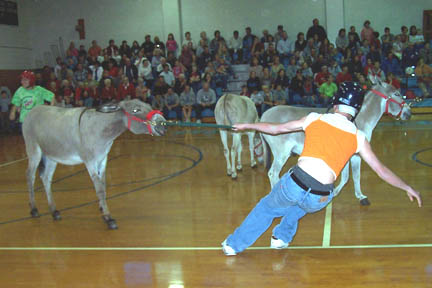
107, 219, 118, 230
30, 208, 40, 218
231, 174, 238, 180
103, 216, 118, 230
360, 198, 371, 206
236, 166, 243, 171
251, 163, 257, 169
52, 210, 62, 221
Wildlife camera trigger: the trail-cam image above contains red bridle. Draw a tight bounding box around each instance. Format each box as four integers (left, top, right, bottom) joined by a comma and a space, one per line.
371, 89, 406, 119
123, 109, 163, 135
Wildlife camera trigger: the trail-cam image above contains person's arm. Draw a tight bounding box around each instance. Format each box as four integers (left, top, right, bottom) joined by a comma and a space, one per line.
233, 116, 306, 135
9, 105, 17, 121
359, 140, 421, 207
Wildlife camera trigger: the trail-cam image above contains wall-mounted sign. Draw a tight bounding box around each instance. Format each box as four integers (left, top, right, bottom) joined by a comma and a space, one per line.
0, 0, 18, 26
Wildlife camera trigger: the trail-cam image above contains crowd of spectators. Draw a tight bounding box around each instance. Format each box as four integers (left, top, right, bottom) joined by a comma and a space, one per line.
26, 18, 432, 123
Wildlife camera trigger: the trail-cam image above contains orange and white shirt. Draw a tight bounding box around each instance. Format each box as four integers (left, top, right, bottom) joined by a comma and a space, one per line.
299, 112, 366, 178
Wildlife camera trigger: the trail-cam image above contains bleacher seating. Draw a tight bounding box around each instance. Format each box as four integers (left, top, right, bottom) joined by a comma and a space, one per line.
227, 64, 250, 94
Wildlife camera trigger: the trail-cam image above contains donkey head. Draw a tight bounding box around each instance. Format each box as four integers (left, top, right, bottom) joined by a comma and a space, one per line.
369, 75, 411, 120
118, 99, 166, 136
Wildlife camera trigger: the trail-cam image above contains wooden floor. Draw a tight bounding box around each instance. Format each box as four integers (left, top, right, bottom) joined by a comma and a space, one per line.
0, 115, 431, 287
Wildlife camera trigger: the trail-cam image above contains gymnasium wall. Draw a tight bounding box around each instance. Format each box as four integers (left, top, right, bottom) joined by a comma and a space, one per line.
0, 0, 31, 70
1, 0, 431, 73
344, 0, 431, 37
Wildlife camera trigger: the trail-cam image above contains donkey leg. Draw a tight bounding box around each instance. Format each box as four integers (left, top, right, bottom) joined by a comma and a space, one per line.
232, 133, 242, 175
86, 158, 117, 229
268, 150, 290, 188
333, 162, 350, 197
40, 158, 61, 220
26, 147, 42, 218
219, 130, 232, 176
351, 155, 370, 205
247, 131, 257, 168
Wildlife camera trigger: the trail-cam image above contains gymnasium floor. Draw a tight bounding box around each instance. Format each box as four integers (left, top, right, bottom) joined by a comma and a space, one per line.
0, 114, 431, 287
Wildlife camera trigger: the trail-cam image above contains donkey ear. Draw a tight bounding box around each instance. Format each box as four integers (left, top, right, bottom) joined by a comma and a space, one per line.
96, 101, 121, 113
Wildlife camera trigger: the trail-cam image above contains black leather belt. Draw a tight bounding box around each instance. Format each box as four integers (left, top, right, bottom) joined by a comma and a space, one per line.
290, 173, 330, 196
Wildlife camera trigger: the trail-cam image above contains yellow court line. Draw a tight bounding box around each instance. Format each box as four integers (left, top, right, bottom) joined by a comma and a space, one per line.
1, 243, 432, 251
322, 202, 332, 247
0, 157, 27, 168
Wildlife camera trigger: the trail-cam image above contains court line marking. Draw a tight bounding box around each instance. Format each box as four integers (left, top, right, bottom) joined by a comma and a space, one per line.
412, 147, 432, 168
0, 157, 27, 168
322, 202, 332, 247
1, 243, 432, 251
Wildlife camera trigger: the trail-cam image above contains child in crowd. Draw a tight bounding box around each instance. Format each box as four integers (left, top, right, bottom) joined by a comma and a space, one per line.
172, 60, 185, 79
80, 89, 93, 108
240, 85, 249, 96
9, 71, 55, 133
250, 88, 264, 117
117, 76, 136, 101
386, 72, 401, 91
100, 78, 117, 103
163, 87, 181, 120
272, 84, 287, 105
190, 65, 202, 93
319, 75, 338, 106
302, 77, 317, 107
166, 33, 178, 57
179, 84, 196, 122
136, 78, 151, 103
0, 90, 11, 133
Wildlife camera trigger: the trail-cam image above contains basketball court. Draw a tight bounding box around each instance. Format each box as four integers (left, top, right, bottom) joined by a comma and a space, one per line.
0, 113, 431, 287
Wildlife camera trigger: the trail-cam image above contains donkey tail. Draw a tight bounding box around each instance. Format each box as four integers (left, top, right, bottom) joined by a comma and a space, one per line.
260, 133, 272, 170
223, 94, 237, 126
38, 154, 46, 177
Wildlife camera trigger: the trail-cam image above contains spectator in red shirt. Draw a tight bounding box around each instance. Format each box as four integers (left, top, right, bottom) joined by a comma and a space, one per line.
166, 33, 178, 57
106, 39, 119, 57
386, 72, 401, 91
363, 58, 374, 76
314, 65, 330, 87
89, 83, 100, 105
46, 72, 60, 91
117, 76, 136, 101
361, 20, 375, 46
336, 65, 353, 85
100, 79, 117, 103
74, 82, 89, 105
88, 40, 102, 58
108, 60, 119, 78
67, 41, 79, 58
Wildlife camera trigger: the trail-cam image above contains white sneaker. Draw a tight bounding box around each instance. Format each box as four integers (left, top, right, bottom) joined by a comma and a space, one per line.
196, 119, 201, 123
270, 236, 289, 249
221, 240, 237, 256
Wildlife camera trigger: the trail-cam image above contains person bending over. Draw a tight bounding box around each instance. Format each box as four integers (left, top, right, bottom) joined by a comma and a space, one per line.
221, 81, 421, 256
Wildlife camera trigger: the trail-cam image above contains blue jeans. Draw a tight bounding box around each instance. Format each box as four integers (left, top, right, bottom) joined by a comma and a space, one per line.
225, 170, 334, 253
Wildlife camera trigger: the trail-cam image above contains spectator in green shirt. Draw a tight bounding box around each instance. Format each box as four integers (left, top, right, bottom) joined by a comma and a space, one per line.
319, 75, 338, 106
9, 71, 55, 126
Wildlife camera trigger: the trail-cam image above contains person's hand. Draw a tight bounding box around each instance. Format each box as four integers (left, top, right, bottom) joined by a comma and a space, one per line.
406, 187, 422, 207
9, 111, 15, 121
232, 123, 249, 131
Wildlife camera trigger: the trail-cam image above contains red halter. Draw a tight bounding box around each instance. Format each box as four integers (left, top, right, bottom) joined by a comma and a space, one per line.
371, 89, 406, 119
254, 138, 263, 157
123, 110, 163, 135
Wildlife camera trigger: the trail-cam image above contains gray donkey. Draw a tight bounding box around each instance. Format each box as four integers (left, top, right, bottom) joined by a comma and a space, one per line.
215, 94, 263, 179
22, 99, 166, 229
